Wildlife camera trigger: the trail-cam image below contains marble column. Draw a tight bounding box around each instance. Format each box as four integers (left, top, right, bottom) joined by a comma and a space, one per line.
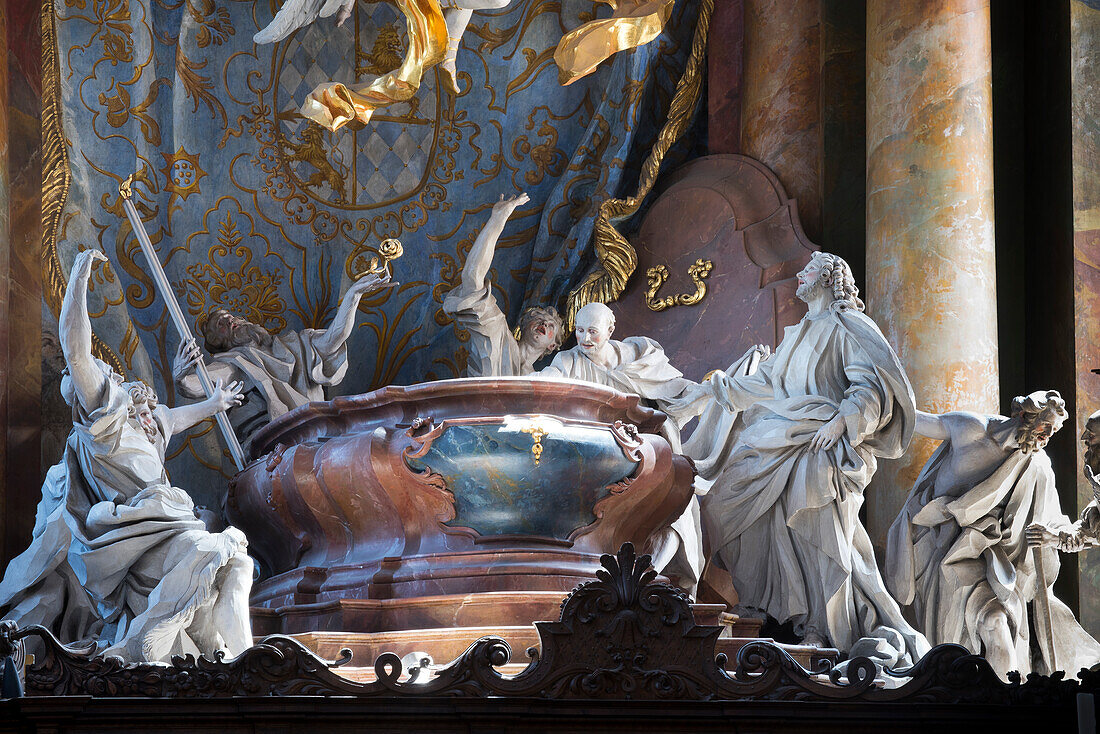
864, 0, 1000, 547
1071, 0, 1100, 635
2, 0, 42, 567
740, 0, 822, 242
0, 0, 9, 560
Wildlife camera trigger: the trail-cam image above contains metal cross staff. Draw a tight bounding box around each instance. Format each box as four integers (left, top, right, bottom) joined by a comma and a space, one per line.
117, 175, 247, 472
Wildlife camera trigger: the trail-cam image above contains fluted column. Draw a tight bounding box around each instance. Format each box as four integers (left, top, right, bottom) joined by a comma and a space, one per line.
864, 0, 1000, 546
740, 0, 822, 242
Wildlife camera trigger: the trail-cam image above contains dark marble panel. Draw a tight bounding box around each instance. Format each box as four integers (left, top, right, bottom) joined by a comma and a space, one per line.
407, 422, 636, 539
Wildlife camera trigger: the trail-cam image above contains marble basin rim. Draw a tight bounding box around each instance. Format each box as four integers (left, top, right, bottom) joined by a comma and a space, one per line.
245, 376, 669, 462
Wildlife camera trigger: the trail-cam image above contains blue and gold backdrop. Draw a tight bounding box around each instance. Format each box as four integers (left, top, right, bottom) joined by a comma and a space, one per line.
45, 0, 703, 506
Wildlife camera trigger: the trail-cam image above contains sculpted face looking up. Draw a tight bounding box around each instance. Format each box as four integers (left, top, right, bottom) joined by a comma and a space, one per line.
795, 259, 823, 302
518, 306, 564, 356
574, 303, 615, 363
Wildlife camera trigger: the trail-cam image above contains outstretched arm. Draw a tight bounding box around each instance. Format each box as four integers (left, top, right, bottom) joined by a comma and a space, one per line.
313, 268, 396, 357
459, 193, 530, 293
914, 410, 949, 441
163, 379, 245, 437
59, 249, 110, 412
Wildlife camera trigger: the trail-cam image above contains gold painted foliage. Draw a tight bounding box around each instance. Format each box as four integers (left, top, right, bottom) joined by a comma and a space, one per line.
189, 0, 236, 48
174, 212, 288, 334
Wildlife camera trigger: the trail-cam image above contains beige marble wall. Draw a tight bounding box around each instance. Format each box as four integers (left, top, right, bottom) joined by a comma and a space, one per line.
740, 0, 822, 242
864, 0, 1000, 547
1071, 0, 1100, 635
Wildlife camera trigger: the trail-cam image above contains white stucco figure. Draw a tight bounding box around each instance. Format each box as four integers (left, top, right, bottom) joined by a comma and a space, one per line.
174, 269, 394, 443
887, 391, 1100, 677
443, 193, 564, 376
0, 249, 254, 663
671, 251, 929, 667
539, 301, 704, 592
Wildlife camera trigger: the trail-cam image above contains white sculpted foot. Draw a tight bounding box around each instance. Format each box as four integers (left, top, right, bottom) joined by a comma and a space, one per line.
801, 629, 828, 648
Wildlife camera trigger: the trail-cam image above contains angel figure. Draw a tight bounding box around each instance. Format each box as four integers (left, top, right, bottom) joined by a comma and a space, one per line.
253, 0, 677, 131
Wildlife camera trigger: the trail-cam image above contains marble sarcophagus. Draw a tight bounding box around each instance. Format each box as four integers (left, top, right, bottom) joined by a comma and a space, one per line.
228, 378, 695, 636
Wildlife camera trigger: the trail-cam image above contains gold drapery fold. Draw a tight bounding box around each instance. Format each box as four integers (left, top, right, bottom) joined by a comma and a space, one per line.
301, 0, 448, 132
565, 0, 712, 329
553, 0, 675, 86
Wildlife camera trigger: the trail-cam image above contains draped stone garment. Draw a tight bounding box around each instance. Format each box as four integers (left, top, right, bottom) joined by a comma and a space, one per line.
695, 310, 929, 666
210, 328, 348, 441
539, 337, 703, 588
886, 429, 1100, 676
442, 283, 525, 377
0, 378, 252, 662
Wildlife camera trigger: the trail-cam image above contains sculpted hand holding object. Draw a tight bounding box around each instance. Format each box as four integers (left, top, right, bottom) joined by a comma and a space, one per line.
175, 260, 399, 445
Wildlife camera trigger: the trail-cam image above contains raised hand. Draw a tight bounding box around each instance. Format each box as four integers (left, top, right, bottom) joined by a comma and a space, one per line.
172, 337, 202, 383
491, 192, 530, 216
73, 248, 108, 278
211, 378, 244, 412
809, 415, 846, 453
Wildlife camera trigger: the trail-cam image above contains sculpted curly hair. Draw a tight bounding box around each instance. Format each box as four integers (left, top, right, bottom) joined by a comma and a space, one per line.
1010, 389, 1067, 454
810, 252, 865, 313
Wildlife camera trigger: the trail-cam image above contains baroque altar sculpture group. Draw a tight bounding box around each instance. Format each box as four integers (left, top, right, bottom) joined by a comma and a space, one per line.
1, 193, 1098, 682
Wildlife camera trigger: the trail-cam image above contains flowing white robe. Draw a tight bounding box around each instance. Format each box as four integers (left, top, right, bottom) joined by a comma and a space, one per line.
0, 377, 253, 662
886, 424, 1100, 676
443, 284, 526, 377
540, 337, 703, 588
211, 329, 348, 441
694, 310, 929, 666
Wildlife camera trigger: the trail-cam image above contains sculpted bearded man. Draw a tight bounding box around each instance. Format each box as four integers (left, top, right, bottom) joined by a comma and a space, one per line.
671, 251, 928, 667
443, 192, 564, 376
539, 301, 703, 592
174, 268, 394, 443
887, 391, 1100, 677
0, 250, 254, 662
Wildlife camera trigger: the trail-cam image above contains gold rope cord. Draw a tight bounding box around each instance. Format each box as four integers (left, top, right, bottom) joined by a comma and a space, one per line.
42, 0, 125, 373
301, 0, 448, 132
42, 0, 69, 318
553, 0, 675, 86
565, 0, 712, 329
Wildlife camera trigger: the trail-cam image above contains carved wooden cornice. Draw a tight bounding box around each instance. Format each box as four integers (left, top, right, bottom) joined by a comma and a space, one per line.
0, 544, 1092, 704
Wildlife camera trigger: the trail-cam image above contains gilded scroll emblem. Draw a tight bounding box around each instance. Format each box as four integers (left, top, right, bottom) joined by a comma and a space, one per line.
645, 259, 713, 312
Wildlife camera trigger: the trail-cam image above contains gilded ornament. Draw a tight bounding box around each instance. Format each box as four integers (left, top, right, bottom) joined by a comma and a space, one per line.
357, 238, 405, 279
644, 259, 713, 312
566, 0, 713, 328
521, 422, 550, 466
